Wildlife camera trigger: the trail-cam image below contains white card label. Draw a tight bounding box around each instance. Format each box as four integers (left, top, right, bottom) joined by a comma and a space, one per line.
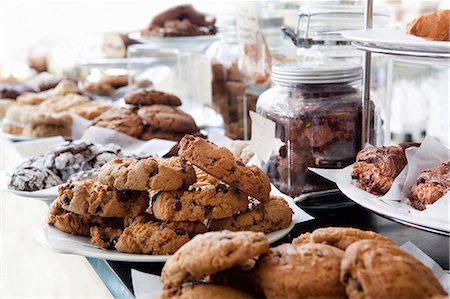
237, 2, 260, 44
248, 111, 283, 163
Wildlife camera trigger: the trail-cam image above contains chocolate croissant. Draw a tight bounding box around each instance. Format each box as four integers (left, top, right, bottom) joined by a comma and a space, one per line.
351, 143, 419, 195
409, 161, 450, 210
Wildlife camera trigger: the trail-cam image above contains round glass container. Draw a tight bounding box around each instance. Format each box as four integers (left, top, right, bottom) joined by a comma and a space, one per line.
257, 61, 365, 198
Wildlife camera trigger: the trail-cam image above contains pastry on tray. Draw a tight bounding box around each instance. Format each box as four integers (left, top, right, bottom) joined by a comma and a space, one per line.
351, 143, 419, 195
409, 161, 450, 210
407, 10, 450, 41
141, 4, 216, 37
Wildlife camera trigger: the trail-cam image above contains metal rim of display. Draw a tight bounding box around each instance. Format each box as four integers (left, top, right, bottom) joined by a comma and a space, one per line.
359, 0, 450, 146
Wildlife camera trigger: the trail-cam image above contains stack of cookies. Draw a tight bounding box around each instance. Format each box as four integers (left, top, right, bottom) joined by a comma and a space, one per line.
126, 88, 200, 141
90, 88, 200, 141
158, 228, 447, 299
2, 79, 113, 138
48, 136, 294, 255
49, 156, 209, 254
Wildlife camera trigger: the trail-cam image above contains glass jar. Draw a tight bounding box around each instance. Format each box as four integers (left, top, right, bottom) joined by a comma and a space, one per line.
206, 15, 249, 139
257, 61, 364, 198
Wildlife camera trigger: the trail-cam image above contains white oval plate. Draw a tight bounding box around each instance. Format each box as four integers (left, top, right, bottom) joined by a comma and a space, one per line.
129, 32, 218, 53
33, 191, 311, 262
332, 167, 449, 234
342, 28, 450, 53
1, 131, 36, 142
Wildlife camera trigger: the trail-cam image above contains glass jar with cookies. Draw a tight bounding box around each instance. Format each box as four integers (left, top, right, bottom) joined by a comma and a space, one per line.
257, 61, 379, 199
206, 15, 248, 140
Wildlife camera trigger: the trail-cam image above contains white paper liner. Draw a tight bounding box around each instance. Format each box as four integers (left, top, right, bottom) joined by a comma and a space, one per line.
130, 241, 449, 298
310, 136, 450, 229
400, 241, 449, 292
131, 270, 163, 299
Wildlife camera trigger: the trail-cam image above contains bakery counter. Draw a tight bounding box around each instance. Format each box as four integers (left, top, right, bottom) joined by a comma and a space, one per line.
90, 197, 449, 298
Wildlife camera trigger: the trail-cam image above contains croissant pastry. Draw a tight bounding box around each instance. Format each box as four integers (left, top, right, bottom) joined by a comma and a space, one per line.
407, 10, 450, 41
351, 143, 419, 195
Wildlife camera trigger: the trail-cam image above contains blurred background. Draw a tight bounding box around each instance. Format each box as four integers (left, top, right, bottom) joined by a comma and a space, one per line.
1, 0, 449, 146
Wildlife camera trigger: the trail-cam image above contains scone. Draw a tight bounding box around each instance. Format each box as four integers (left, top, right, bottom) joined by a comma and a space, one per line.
341, 240, 447, 299
98, 157, 196, 191
148, 184, 248, 222
178, 135, 271, 202
114, 216, 207, 255
351, 143, 419, 195
409, 161, 450, 210
208, 195, 293, 234
91, 108, 144, 138
252, 243, 346, 299
57, 180, 148, 218
124, 88, 182, 106
137, 105, 198, 134
292, 227, 394, 250
407, 10, 450, 41
161, 231, 269, 289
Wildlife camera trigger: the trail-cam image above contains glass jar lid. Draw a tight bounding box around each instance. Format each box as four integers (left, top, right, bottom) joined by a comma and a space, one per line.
272, 61, 361, 84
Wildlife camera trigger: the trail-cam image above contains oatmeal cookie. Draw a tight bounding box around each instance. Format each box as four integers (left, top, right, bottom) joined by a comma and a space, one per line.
148, 184, 248, 222
114, 217, 207, 255
68, 102, 112, 120
22, 124, 72, 138
91, 108, 144, 138
98, 157, 196, 191
20, 110, 72, 126
341, 240, 447, 299
178, 135, 271, 201
137, 105, 198, 134
252, 243, 346, 299
57, 179, 148, 217
292, 227, 394, 250
161, 231, 269, 289
208, 195, 293, 234
39, 93, 90, 112
125, 89, 182, 106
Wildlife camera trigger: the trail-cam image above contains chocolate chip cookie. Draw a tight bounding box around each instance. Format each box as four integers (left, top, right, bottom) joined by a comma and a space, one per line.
22, 124, 72, 138
292, 227, 395, 250
124, 89, 182, 106
90, 227, 123, 249
252, 243, 346, 299
148, 184, 248, 222
48, 200, 123, 236
208, 195, 293, 234
158, 283, 252, 299
341, 240, 447, 299
139, 126, 186, 142
137, 105, 198, 134
92, 108, 144, 138
178, 135, 271, 202
115, 217, 207, 255
57, 179, 148, 218
98, 157, 196, 191
161, 231, 269, 289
